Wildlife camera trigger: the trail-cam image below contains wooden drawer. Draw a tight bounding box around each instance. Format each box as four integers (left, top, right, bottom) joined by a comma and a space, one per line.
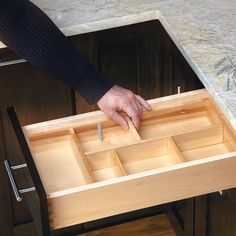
7, 89, 236, 235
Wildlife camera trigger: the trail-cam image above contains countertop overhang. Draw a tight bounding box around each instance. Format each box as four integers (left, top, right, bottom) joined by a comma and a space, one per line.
1, 0, 236, 130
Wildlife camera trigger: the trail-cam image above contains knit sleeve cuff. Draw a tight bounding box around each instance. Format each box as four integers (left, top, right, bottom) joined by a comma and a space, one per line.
75, 69, 114, 104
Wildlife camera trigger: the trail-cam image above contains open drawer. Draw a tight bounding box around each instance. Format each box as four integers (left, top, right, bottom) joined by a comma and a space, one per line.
6, 89, 236, 235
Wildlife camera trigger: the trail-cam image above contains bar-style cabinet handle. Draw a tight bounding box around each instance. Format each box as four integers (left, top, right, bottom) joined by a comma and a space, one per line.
0, 58, 26, 67
4, 160, 22, 201
4, 160, 35, 202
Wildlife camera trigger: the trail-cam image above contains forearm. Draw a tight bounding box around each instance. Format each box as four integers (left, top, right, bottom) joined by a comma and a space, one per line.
0, 0, 113, 103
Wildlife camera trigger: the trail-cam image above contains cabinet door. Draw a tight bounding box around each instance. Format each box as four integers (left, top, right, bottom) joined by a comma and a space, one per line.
160, 26, 203, 96
70, 33, 99, 114
207, 191, 236, 236
0, 111, 13, 235
72, 21, 164, 114
97, 21, 163, 100
0, 49, 74, 235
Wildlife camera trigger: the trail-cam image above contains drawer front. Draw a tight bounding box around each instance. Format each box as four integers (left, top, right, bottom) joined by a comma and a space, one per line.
9, 89, 236, 233
48, 152, 236, 229
6, 107, 50, 236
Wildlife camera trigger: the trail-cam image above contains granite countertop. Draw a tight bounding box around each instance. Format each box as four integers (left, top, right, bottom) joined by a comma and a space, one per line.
1, 0, 236, 129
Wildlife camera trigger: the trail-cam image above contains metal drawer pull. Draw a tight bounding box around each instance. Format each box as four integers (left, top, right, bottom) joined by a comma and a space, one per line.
4, 160, 36, 202
0, 59, 26, 67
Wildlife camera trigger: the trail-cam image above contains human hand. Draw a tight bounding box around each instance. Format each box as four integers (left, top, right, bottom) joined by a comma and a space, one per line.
97, 85, 152, 130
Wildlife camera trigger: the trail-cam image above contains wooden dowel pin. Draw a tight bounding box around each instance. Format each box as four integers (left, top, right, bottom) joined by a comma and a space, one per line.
178, 86, 181, 95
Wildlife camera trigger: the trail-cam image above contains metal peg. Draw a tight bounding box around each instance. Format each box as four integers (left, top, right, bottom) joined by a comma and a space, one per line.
97, 123, 103, 142
219, 190, 224, 195
178, 86, 181, 94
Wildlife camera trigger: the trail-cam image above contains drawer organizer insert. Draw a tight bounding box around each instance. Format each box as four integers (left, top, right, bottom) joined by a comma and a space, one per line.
22, 89, 236, 229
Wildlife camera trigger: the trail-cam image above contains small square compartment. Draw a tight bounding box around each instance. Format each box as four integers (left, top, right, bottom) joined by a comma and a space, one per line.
115, 138, 185, 174
86, 150, 126, 182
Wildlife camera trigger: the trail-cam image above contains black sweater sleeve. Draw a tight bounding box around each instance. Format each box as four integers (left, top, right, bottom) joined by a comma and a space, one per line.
0, 0, 114, 104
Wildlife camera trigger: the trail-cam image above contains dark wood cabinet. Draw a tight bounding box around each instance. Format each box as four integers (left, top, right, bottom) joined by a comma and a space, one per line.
72, 20, 202, 111
0, 51, 74, 235
207, 190, 236, 236
0, 19, 235, 236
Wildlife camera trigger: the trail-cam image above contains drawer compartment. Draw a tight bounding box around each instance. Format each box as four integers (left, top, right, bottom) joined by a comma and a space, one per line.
173, 125, 236, 161
12, 89, 236, 231
74, 119, 141, 154
86, 150, 126, 181
29, 131, 93, 192
115, 138, 184, 174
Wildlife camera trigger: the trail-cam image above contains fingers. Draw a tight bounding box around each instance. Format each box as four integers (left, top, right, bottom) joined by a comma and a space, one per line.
97, 85, 151, 130
131, 99, 142, 119
135, 95, 152, 111
121, 93, 141, 129
126, 105, 140, 130
124, 94, 152, 129
108, 111, 128, 130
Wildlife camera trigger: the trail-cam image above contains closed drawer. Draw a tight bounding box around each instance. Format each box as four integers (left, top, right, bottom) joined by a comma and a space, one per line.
9, 89, 236, 234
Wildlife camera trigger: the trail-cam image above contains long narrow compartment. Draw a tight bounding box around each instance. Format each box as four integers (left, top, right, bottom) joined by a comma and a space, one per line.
74, 117, 141, 154
172, 125, 236, 161
138, 99, 222, 140
28, 130, 94, 193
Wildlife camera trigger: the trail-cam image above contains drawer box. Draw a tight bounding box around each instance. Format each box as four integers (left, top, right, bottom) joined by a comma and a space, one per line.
8, 89, 236, 235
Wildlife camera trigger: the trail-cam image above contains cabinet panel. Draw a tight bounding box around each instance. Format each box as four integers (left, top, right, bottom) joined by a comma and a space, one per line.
72, 20, 203, 115
208, 192, 236, 236
0, 56, 74, 235
70, 33, 99, 114
0, 113, 13, 235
